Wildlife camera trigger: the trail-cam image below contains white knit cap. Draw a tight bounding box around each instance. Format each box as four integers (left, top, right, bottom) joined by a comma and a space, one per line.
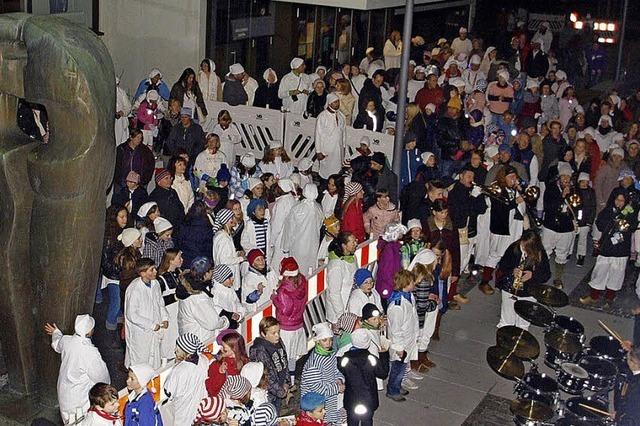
610, 147, 625, 158
326, 93, 340, 106
153, 217, 173, 234
406, 218, 422, 231
351, 329, 372, 349
248, 177, 262, 190
555, 70, 567, 81
146, 90, 159, 102
557, 162, 573, 177
497, 69, 510, 82
130, 364, 155, 388
470, 54, 481, 65
424, 103, 437, 114
240, 362, 264, 388
290, 57, 304, 69
137, 201, 157, 218
485, 144, 500, 158
229, 63, 245, 75
118, 228, 141, 248
421, 151, 434, 164
278, 178, 295, 193
312, 322, 333, 341
74, 314, 95, 336
578, 172, 590, 182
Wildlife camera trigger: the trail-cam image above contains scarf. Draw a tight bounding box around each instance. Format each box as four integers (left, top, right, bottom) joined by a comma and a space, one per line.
314, 344, 334, 356
388, 290, 413, 304
328, 251, 355, 264
87, 407, 120, 423
361, 321, 378, 331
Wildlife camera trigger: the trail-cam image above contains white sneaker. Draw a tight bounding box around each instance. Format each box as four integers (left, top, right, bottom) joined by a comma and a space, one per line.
402, 378, 419, 390
408, 370, 424, 380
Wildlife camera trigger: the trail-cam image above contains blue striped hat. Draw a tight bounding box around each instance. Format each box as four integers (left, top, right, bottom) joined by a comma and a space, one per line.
213, 264, 234, 283
176, 333, 202, 355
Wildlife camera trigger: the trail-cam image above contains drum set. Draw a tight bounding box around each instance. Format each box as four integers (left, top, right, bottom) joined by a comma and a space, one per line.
485, 284, 627, 425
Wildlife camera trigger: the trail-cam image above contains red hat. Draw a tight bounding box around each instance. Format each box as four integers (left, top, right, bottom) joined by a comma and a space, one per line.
155, 168, 171, 184
280, 257, 299, 277
247, 248, 265, 265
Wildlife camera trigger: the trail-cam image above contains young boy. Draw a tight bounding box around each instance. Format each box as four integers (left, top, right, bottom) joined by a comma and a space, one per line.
296, 392, 328, 426
360, 303, 390, 391
124, 258, 169, 369
386, 270, 420, 402
363, 189, 400, 238
124, 364, 162, 425
82, 383, 122, 425
212, 264, 244, 329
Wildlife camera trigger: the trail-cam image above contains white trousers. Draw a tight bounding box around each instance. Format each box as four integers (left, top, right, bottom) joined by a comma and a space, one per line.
589, 256, 627, 291
497, 290, 536, 330
542, 227, 575, 264
280, 328, 307, 371
573, 225, 591, 257
417, 309, 439, 352
536, 182, 545, 212
592, 224, 602, 242
475, 209, 491, 267
460, 236, 477, 274
486, 233, 518, 268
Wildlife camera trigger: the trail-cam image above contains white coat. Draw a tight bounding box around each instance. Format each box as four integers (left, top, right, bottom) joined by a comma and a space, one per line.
325, 257, 359, 323
172, 174, 195, 214
282, 198, 324, 277
259, 158, 294, 180
115, 85, 132, 146
269, 194, 299, 267
242, 267, 279, 312
213, 230, 244, 290
241, 219, 272, 259
51, 330, 110, 421
407, 79, 424, 102
243, 76, 259, 106
321, 191, 338, 218
164, 355, 210, 426
198, 67, 221, 101
212, 282, 246, 320
278, 71, 313, 114
315, 108, 346, 179
124, 277, 168, 369
462, 68, 487, 95
80, 410, 123, 426
205, 123, 242, 163
383, 40, 402, 70
387, 294, 419, 363
347, 288, 383, 317
178, 292, 229, 343
194, 149, 228, 181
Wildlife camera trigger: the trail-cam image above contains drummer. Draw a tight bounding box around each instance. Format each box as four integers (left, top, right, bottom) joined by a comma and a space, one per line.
495, 230, 551, 329
614, 344, 640, 425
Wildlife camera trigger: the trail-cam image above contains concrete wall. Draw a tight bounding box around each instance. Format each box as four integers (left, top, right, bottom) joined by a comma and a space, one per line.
100, 0, 207, 95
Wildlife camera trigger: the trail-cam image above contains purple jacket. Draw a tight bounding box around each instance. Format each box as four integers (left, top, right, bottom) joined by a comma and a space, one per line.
375, 238, 402, 300
271, 276, 308, 330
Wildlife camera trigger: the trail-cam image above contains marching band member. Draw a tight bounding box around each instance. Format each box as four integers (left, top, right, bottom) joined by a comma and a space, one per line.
582, 189, 638, 306
495, 230, 551, 329
614, 344, 640, 425
474, 145, 499, 274
479, 165, 526, 295
541, 162, 577, 289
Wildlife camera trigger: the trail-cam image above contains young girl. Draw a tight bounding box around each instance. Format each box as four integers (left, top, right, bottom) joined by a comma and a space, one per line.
386, 270, 420, 402
226, 200, 246, 253
163, 333, 209, 426
230, 153, 262, 200
124, 364, 162, 426
100, 206, 128, 331
241, 199, 271, 260
259, 141, 294, 180
271, 257, 309, 379
401, 219, 427, 268
206, 331, 250, 396
321, 174, 345, 219
157, 249, 183, 360
415, 152, 441, 183
212, 265, 245, 329
341, 182, 366, 243
363, 189, 401, 239
240, 362, 270, 406
242, 248, 279, 312
347, 268, 383, 317
376, 223, 407, 303
142, 217, 174, 267
300, 322, 345, 426
115, 228, 142, 319
169, 155, 194, 214
249, 317, 290, 412
136, 202, 160, 243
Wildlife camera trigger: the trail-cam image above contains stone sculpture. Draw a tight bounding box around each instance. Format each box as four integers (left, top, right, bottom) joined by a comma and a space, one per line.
0, 13, 115, 396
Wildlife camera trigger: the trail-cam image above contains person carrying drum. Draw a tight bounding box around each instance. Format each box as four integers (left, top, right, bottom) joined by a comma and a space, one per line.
541, 163, 577, 290
495, 230, 551, 329
479, 165, 526, 295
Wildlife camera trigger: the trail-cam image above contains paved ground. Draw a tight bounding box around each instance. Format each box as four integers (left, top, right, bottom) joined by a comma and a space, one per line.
373, 254, 636, 426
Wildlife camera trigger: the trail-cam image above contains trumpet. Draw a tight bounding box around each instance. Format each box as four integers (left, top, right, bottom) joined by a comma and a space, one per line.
523, 185, 541, 204
616, 217, 631, 232
566, 192, 582, 209
473, 182, 512, 204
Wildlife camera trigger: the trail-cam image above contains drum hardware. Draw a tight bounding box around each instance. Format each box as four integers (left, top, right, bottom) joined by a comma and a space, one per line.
497, 326, 540, 360
529, 285, 569, 308
514, 301, 555, 328
556, 362, 589, 394
564, 396, 613, 425
487, 345, 525, 381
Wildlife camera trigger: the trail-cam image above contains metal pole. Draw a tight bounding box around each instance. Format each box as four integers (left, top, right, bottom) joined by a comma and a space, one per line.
467, 0, 476, 33
392, 0, 414, 190
616, 0, 629, 80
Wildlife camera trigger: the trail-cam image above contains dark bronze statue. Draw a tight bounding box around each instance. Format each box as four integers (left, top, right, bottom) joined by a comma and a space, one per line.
0, 13, 115, 397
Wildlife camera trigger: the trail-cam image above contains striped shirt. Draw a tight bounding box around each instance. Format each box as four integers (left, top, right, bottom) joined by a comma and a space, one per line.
301, 350, 345, 425
253, 219, 269, 255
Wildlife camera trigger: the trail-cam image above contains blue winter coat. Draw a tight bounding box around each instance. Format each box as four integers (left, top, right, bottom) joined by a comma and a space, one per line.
400, 148, 422, 189
124, 391, 163, 426
175, 216, 213, 266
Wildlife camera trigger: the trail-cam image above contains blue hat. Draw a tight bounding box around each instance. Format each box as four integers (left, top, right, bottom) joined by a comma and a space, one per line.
300, 392, 326, 411
190, 256, 212, 276
213, 264, 234, 283
247, 198, 268, 218
180, 107, 193, 117
216, 164, 231, 183
354, 268, 373, 287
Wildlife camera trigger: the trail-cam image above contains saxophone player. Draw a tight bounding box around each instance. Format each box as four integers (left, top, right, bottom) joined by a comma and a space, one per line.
495, 230, 551, 329
541, 162, 578, 289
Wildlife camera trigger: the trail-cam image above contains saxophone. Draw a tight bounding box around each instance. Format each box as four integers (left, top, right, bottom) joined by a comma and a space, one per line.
511, 256, 527, 299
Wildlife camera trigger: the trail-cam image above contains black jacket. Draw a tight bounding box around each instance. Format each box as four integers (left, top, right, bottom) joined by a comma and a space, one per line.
253, 82, 282, 110
222, 76, 248, 106
615, 368, 640, 426
353, 109, 384, 132
538, 136, 568, 182
542, 181, 576, 233
596, 197, 637, 258
114, 142, 156, 187
249, 337, 289, 401
111, 186, 148, 218
175, 216, 213, 267
306, 92, 327, 118
358, 79, 384, 112
526, 50, 549, 79
497, 241, 551, 295
437, 115, 468, 159
490, 188, 524, 236
165, 122, 205, 161
101, 239, 123, 281
149, 186, 185, 234
338, 349, 389, 414
576, 187, 596, 227
448, 182, 487, 238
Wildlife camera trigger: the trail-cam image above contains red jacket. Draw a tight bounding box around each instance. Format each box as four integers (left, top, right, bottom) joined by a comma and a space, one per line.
588, 141, 602, 181
296, 412, 328, 426
415, 86, 444, 114
342, 198, 366, 243
271, 275, 308, 330
205, 357, 240, 397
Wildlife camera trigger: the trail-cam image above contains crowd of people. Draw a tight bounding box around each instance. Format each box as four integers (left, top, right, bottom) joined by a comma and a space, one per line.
42, 16, 640, 426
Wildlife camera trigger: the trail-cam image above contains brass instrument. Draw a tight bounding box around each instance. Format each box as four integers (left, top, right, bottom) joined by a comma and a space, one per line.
564, 190, 582, 231
616, 217, 631, 232
523, 185, 540, 204
474, 182, 512, 204
511, 256, 527, 300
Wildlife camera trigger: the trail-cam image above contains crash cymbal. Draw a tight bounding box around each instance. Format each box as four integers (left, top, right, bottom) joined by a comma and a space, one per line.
510, 399, 554, 421
514, 300, 555, 327
544, 329, 582, 354
496, 326, 540, 359
486, 345, 525, 381
529, 285, 569, 307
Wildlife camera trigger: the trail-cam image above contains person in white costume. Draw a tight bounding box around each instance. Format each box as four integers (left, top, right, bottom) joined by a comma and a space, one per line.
279, 57, 312, 114
315, 93, 346, 180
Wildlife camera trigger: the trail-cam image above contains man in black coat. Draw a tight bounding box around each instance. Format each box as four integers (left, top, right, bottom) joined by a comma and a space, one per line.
165, 108, 205, 162
111, 171, 148, 217
338, 329, 389, 424
358, 70, 385, 113
525, 39, 549, 79
149, 169, 185, 234
614, 346, 640, 426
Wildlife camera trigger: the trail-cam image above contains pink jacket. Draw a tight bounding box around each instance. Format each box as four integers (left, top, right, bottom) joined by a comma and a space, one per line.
363, 203, 400, 238
271, 275, 308, 330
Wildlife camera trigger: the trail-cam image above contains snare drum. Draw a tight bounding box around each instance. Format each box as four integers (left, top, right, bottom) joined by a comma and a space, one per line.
515, 372, 560, 407
579, 356, 618, 392
557, 363, 589, 395
565, 396, 613, 425
549, 315, 585, 343
586, 335, 626, 361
